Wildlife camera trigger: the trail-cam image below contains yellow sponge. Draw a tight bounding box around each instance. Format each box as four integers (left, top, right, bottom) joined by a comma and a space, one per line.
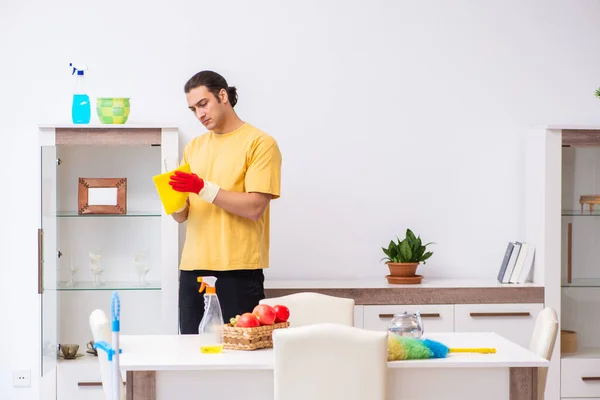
153, 163, 191, 214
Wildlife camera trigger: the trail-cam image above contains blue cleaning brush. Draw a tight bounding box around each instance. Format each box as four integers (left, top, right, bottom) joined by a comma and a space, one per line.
94, 292, 122, 400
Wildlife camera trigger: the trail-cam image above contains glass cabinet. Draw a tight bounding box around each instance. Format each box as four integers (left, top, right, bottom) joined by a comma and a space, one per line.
38, 125, 181, 390
527, 126, 600, 399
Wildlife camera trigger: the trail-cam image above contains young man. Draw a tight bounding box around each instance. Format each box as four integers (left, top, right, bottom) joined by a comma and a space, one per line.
169, 70, 282, 334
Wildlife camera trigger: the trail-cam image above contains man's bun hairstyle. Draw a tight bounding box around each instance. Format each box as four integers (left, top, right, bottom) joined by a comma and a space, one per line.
184, 70, 238, 108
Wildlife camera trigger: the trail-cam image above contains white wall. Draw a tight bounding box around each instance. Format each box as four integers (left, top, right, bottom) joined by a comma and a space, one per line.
2, 0, 600, 398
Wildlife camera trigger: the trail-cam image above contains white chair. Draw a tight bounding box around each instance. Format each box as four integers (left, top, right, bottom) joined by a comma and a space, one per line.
89, 309, 126, 400
260, 292, 355, 327
272, 323, 388, 400
528, 307, 559, 400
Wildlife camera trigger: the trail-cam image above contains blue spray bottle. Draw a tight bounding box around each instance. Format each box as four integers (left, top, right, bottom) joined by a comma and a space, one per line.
70, 63, 91, 124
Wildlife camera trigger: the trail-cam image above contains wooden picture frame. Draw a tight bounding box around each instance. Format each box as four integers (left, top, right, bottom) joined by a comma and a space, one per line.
78, 178, 127, 215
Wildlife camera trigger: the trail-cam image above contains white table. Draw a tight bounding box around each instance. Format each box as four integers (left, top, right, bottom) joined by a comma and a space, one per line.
119, 332, 548, 400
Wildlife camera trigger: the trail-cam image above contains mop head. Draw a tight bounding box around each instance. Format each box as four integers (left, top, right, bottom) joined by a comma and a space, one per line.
387, 335, 450, 361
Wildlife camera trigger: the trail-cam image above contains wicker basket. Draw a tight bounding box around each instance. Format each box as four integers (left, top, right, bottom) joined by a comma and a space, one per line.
223, 321, 290, 350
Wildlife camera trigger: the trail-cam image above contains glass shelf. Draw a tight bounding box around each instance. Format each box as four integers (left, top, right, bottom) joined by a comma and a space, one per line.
561, 347, 600, 359
56, 281, 161, 291
56, 211, 161, 218
562, 210, 600, 216
562, 278, 600, 287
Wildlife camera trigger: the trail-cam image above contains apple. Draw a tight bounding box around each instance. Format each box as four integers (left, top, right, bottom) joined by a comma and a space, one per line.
273, 304, 290, 323
252, 304, 277, 325
234, 312, 260, 328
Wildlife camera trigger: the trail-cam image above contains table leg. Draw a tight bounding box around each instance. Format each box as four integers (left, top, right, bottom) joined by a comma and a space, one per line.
510, 367, 538, 400
126, 371, 156, 400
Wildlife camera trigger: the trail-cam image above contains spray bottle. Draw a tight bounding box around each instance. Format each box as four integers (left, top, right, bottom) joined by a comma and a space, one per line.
197, 276, 224, 353
69, 63, 91, 124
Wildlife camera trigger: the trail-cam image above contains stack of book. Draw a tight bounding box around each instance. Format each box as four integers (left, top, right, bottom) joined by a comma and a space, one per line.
496, 241, 536, 284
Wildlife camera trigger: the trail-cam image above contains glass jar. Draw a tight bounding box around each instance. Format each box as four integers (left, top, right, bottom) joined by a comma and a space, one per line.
387, 311, 424, 338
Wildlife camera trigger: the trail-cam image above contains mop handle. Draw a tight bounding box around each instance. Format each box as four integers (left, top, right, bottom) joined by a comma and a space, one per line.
111, 292, 121, 400
448, 348, 497, 354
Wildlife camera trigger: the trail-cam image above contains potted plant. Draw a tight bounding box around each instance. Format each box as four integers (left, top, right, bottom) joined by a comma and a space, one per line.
381, 229, 434, 278
596, 87, 600, 99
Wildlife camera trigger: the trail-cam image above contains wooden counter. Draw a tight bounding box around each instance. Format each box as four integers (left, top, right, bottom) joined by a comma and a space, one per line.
263, 279, 544, 305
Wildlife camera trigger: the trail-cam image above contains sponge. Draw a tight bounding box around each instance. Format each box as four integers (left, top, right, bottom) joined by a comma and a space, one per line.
153, 163, 191, 214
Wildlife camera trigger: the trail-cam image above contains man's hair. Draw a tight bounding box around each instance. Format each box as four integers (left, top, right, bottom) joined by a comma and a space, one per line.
184, 70, 238, 108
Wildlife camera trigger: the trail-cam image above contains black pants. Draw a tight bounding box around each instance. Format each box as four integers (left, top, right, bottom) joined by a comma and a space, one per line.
179, 269, 265, 334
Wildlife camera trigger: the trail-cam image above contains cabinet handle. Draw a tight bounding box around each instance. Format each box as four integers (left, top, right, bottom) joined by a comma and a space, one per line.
582, 377, 600, 382
78, 382, 126, 387
379, 313, 440, 319
567, 222, 573, 283
37, 229, 43, 294
469, 312, 531, 317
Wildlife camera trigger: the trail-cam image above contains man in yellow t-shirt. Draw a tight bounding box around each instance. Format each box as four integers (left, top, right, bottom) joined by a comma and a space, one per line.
168, 70, 282, 334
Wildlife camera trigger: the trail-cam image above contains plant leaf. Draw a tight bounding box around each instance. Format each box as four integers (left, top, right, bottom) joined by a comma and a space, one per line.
389, 240, 400, 259
411, 236, 421, 254
406, 229, 417, 244
421, 251, 433, 263
399, 240, 413, 262
414, 245, 425, 260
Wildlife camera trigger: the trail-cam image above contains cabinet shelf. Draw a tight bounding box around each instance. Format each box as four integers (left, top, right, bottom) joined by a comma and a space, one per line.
56, 281, 161, 291
561, 278, 600, 288
562, 347, 600, 359
57, 211, 161, 218
562, 210, 600, 217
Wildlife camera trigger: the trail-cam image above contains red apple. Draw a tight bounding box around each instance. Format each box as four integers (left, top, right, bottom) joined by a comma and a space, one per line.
252, 304, 276, 325
273, 304, 290, 323
235, 312, 260, 328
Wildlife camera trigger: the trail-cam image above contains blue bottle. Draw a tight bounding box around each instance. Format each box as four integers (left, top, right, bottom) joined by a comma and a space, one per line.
70, 63, 90, 124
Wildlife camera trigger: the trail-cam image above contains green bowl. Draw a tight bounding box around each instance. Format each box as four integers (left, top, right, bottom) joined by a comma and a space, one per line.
96, 98, 130, 124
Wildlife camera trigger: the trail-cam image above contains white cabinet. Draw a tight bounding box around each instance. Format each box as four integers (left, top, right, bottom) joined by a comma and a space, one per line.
454, 303, 543, 349
526, 126, 600, 400
363, 304, 454, 333
39, 125, 181, 400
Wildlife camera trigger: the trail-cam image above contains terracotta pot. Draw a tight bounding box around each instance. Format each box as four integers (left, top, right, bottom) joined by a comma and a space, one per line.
386, 262, 419, 277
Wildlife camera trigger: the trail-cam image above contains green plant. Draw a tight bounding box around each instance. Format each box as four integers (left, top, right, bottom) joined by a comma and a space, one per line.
381, 229, 434, 264
596, 87, 600, 99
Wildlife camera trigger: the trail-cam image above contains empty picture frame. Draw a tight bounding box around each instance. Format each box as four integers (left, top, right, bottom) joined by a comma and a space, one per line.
78, 178, 127, 214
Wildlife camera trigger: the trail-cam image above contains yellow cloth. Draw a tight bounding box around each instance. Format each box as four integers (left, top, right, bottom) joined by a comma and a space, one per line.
152, 163, 191, 215
179, 122, 282, 271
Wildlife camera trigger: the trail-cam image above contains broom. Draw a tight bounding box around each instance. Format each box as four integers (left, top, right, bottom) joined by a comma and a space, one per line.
387, 335, 496, 361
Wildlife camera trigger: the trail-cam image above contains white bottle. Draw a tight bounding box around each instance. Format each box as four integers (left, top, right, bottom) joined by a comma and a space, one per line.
197, 276, 224, 353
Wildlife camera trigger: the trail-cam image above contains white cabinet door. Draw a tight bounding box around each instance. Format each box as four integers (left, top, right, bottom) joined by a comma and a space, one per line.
561, 358, 600, 398
454, 303, 543, 349
363, 304, 454, 333
57, 356, 110, 400
353, 305, 364, 328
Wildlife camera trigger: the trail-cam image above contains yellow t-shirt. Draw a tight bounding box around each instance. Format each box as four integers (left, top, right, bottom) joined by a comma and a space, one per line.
178, 122, 282, 271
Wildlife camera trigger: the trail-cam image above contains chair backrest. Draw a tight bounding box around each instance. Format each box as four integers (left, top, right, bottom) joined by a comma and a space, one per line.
528, 307, 559, 400
89, 309, 125, 400
260, 292, 355, 327
272, 323, 388, 400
